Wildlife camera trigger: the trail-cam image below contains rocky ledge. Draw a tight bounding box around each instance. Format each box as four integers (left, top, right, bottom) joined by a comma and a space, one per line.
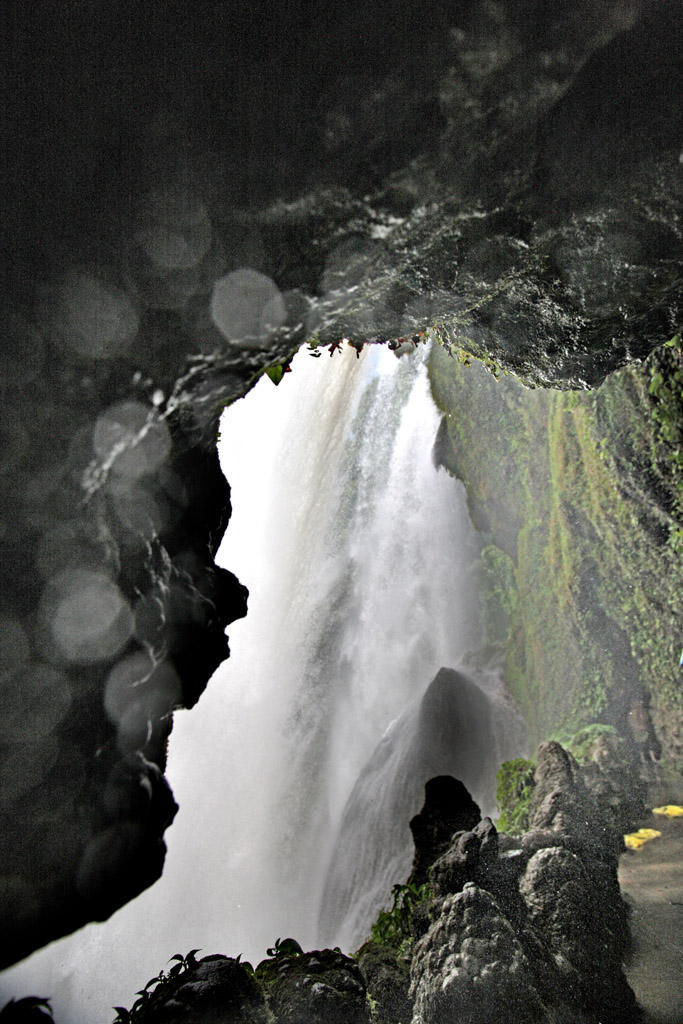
77, 738, 646, 1024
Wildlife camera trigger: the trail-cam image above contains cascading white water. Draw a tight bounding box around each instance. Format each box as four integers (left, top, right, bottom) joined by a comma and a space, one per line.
203, 341, 489, 958
0, 341, 526, 1023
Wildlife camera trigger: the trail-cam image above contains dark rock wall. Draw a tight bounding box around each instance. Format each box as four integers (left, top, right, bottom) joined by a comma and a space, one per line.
1, 0, 681, 968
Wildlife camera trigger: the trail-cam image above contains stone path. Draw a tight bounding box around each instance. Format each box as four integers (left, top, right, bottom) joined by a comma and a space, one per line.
619, 813, 683, 1024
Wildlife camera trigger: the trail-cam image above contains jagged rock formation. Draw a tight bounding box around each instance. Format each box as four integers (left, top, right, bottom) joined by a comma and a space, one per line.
256, 949, 369, 1024
373, 745, 643, 1024
410, 884, 549, 1024
0, 0, 681, 969
355, 943, 413, 1024
409, 775, 482, 886
62, 746, 645, 1024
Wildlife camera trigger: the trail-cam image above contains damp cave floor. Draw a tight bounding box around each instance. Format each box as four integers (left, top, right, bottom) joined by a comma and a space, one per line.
619, 812, 683, 1024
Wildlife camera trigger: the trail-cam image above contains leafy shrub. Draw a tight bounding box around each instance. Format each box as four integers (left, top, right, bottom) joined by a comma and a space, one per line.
496, 758, 536, 834
112, 950, 202, 1023
566, 723, 620, 763
369, 881, 432, 962
265, 937, 303, 958
0, 998, 54, 1022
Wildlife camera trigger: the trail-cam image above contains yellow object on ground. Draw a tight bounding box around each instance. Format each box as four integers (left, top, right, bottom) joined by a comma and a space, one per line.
652, 805, 683, 817
625, 828, 662, 850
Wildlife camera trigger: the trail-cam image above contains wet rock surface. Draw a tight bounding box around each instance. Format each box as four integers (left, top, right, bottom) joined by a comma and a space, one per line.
402, 754, 643, 1023
356, 942, 412, 1024
255, 949, 369, 1024
120, 956, 269, 1024
410, 883, 549, 1024
0, 0, 681, 968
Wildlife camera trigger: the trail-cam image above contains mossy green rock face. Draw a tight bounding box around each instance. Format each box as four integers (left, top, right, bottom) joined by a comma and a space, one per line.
256, 949, 369, 1024
428, 341, 683, 764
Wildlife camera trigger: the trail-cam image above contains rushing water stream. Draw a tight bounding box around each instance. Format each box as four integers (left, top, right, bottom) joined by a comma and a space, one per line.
0, 342, 526, 1022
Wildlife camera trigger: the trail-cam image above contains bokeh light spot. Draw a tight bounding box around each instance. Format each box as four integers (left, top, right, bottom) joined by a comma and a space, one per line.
0, 663, 72, 742
52, 270, 139, 360
104, 651, 182, 726
45, 569, 133, 664
136, 215, 211, 271
211, 268, 286, 346
93, 401, 171, 479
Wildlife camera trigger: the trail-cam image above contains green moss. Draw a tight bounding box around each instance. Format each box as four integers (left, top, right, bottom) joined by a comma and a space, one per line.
565, 723, 620, 764
366, 881, 432, 965
495, 758, 536, 835
428, 338, 683, 760
479, 545, 518, 644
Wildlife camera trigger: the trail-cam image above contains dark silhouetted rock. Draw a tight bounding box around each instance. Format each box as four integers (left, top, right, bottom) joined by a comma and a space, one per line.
0, 998, 54, 1023
137, 956, 269, 1024
256, 949, 369, 1024
409, 776, 481, 886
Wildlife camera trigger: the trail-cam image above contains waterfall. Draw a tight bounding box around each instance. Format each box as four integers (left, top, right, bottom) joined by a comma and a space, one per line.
0, 342, 526, 1022
205, 341, 491, 958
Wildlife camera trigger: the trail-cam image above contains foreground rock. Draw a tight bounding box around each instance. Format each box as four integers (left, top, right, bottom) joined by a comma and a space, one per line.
409, 775, 482, 886
131, 950, 369, 1024
356, 942, 412, 1024
122, 956, 269, 1024
393, 746, 643, 1023
256, 949, 369, 1024
89, 746, 644, 1024
410, 883, 549, 1024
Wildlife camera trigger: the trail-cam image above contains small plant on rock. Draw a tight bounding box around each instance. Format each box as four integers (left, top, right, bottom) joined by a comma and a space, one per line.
369, 881, 432, 962
111, 950, 202, 1023
265, 937, 304, 958
0, 998, 55, 1022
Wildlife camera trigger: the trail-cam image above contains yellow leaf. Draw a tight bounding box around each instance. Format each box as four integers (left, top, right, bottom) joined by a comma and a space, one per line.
652, 805, 683, 817
624, 828, 662, 849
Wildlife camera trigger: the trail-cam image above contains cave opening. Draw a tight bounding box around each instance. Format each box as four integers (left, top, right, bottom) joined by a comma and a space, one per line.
1, 3, 682, 1019
0, 337, 531, 1022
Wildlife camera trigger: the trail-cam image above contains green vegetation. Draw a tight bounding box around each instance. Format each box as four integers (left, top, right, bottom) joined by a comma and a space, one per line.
265, 937, 303, 958
647, 333, 683, 552
565, 723, 620, 764
496, 758, 536, 835
479, 545, 518, 645
264, 363, 287, 385
111, 950, 202, 1023
428, 337, 683, 760
369, 881, 432, 963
